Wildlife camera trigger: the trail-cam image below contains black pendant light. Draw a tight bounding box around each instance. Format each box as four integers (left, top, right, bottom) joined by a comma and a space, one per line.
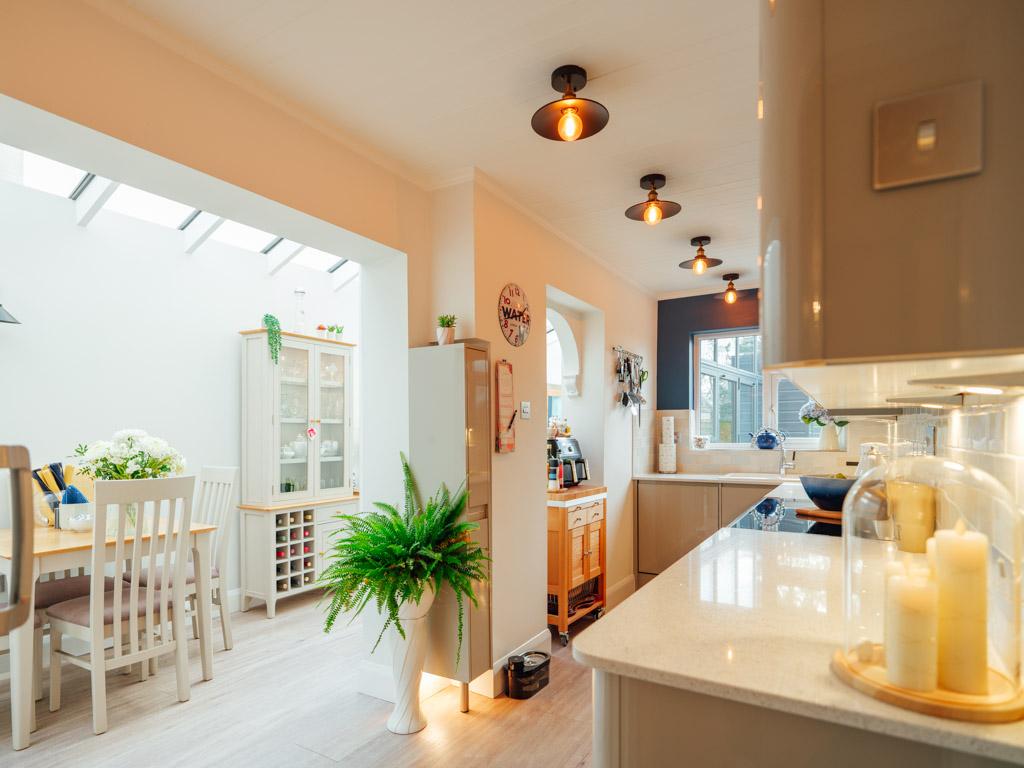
678, 235, 723, 275
722, 273, 740, 304
531, 65, 609, 142
625, 174, 681, 226
0, 305, 19, 324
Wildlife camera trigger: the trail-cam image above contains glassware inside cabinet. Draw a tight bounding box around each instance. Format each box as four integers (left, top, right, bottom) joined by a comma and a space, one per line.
319, 351, 346, 491
278, 346, 309, 495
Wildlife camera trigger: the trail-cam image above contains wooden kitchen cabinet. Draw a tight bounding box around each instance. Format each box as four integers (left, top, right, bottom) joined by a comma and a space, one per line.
547, 485, 607, 646
637, 481, 719, 576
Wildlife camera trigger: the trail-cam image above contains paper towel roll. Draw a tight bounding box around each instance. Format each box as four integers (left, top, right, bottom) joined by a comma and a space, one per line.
661, 416, 675, 445
658, 444, 677, 473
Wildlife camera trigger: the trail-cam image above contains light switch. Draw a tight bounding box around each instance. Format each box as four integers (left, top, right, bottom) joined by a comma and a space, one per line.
520, 400, 531, 419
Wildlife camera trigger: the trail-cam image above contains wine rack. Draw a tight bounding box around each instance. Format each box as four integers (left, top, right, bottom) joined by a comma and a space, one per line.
274, 510, 316, 595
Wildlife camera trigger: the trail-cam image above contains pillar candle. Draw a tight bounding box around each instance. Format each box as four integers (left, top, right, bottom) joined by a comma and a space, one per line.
888, 480, 937, 554
885, 570, 938, 692
934, 519, 989, 695
882, 559, 906, 667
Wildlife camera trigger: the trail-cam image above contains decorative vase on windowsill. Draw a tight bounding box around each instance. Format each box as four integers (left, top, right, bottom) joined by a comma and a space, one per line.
799, 401, 849, 452
320, 453, 489, 735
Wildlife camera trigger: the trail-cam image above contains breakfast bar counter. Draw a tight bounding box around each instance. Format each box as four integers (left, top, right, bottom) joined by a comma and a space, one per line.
573, 527, 1024, 767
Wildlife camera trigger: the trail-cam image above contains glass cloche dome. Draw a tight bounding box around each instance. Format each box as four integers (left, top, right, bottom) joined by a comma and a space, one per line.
832, 455, 1024, 722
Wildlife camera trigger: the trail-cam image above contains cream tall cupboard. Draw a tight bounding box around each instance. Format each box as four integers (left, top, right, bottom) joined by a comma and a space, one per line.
238, 329, 357, 617
408, 341, 492, 709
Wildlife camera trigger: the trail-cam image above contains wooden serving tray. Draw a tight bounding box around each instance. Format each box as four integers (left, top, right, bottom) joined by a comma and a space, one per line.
795, 507, 842, 522
832, 647, 1024, 723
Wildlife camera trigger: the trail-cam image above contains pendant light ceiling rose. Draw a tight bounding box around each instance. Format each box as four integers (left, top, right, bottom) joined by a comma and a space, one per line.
625, 174, 681, 224
678, 235, 724, 271
531, 65, 610, 142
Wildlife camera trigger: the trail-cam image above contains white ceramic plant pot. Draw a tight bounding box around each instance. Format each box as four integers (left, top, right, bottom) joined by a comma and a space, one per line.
436, 326, 455, 345
818, 421, 841, 451
386, 587, 436, 735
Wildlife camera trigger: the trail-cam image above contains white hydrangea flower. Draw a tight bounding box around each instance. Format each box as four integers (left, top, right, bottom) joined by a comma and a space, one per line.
113, 428, 148, 442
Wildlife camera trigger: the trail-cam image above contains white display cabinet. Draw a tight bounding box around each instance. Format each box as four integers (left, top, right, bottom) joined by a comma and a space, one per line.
239, 329, 357, 617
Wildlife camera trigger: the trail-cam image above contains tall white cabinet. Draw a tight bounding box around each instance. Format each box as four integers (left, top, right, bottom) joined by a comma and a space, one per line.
409, 340, 492, 707
239, 329, 357, 617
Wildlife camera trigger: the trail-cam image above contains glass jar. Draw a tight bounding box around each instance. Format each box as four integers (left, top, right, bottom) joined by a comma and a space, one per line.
833, 455, 1024, 721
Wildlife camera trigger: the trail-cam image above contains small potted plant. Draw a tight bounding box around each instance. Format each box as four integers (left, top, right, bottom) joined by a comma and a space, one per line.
321, 454, 488, 734
799, 400, 850, 451
316, 323, 327, 339
436, 314, 457, 345
333, 324, 344, 341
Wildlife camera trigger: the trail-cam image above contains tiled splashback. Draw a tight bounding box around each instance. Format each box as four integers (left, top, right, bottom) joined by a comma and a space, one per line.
632, 399, 1024, 509
634, 409, 891, 476
897, 397, 1024, 510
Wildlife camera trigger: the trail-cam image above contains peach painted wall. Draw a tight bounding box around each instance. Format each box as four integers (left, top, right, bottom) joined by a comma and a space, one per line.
473, 180, 657, 657
0, 0, 435, 345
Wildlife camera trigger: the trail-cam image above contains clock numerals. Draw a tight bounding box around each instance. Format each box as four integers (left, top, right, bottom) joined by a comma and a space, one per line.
497, 283, 530, 347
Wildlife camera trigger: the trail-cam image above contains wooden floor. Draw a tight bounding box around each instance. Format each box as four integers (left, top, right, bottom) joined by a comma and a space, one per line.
0, 594, 594, 767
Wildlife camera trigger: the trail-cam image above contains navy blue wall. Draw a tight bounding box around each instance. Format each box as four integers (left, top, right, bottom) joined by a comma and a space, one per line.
656, 289, 760, 410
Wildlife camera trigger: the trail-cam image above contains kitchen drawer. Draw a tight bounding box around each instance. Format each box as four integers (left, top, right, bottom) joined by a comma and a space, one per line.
637, 481, 719, 574
566, 499, 602, 529
314, 499, 359, 524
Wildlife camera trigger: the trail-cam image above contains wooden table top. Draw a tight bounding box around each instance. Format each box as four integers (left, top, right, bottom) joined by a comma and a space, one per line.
546, 484, 607, 502
0, 522, 217, 559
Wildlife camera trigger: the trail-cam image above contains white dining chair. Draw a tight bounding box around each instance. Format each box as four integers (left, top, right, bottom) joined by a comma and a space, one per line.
131, 467, 237, 653
47, 476, 195, 735
0, 610, 42, 732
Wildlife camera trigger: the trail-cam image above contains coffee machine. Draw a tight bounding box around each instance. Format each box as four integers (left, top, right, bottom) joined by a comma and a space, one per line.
546, 437, 590, 488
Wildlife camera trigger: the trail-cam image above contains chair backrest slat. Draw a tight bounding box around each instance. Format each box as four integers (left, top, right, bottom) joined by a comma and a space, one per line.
94, 477, 195, 655
194, 467, 238, 576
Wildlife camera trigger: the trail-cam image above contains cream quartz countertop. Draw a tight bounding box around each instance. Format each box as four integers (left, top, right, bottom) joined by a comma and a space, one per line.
573, 528, 1024, 764
633, 471, 789, 486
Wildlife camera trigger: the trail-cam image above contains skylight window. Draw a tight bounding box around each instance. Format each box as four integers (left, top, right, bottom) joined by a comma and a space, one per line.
331, 259, 360, 284
102, 184, 195, 228
292, 247, 342, 272
210, 220, 278, 252
21, 151, 88, 197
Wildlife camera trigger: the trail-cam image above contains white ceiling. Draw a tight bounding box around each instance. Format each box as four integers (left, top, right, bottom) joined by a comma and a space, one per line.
117, 0, 759, 296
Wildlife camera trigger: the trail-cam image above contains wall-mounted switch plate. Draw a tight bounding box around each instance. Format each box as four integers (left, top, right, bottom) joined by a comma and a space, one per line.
873, 80, 983, 190
520, 401, 531, 419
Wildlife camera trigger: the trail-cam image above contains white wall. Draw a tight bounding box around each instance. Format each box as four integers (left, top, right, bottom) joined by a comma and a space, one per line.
0, 180, 358, 596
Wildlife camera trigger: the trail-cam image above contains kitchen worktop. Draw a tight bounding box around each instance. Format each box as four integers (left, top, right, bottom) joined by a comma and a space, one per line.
573, 526, 1024, 764
633, 472, 788, 486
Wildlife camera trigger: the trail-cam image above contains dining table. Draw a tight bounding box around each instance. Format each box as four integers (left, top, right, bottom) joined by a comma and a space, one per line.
0, 521, 217, 750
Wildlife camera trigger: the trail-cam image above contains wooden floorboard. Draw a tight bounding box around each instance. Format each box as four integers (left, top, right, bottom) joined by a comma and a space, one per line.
0, 593, 594, 767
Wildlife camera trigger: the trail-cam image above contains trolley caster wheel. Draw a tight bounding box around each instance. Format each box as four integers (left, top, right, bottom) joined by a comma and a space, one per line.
594, 608, 605, 620
559, 632, 569, 647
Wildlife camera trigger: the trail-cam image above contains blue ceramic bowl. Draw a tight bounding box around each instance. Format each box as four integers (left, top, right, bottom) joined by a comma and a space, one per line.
799, 474, 856, 512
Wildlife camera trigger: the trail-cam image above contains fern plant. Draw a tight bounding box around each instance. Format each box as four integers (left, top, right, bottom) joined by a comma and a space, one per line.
321, 453, 489, 664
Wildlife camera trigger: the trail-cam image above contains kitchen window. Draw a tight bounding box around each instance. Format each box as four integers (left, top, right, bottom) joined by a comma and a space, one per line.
693, 330, 820, 446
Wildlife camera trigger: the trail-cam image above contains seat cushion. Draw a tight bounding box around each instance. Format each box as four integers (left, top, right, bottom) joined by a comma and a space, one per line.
35, 576, 116, 609
46, 587, 167, 628
124, 562, 218, 588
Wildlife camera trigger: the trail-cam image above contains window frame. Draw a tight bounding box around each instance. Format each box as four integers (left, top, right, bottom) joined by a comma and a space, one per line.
692, 328, 821, 450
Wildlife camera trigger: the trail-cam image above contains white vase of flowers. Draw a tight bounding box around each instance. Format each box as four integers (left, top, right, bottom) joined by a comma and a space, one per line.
798, 402, 848, 452
74, 429, 186, 534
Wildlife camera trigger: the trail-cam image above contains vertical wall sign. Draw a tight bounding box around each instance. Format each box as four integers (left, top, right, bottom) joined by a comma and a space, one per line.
495, 359, 516, 453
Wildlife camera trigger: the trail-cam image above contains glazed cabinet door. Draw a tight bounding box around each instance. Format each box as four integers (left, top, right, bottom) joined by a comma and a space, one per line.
637, 481, 720, 575
313, 346, 351, 497
274, 341, 315, 501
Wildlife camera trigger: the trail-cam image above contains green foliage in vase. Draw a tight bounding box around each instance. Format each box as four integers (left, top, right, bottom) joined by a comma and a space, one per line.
320, 453, 489, 664
263, 313, 282, 364
437, 314, 457, 328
